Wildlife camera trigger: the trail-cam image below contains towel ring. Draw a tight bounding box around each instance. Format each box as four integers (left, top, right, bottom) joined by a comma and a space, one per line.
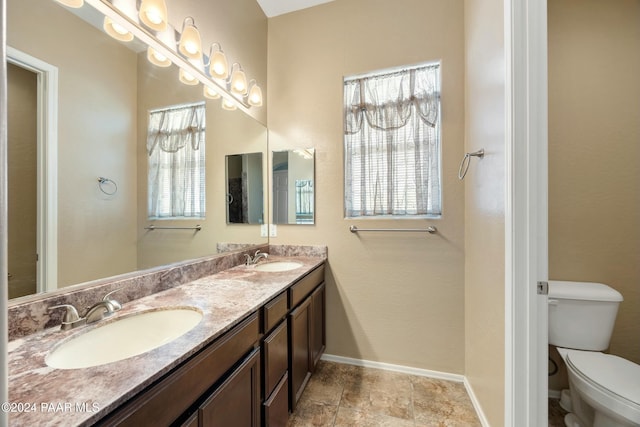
98, 177, 118, 195
458, 149, 484, 180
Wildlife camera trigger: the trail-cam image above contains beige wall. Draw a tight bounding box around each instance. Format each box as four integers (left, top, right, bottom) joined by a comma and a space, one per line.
548, 0, 640, 364
464, 0, 506, 424
268, 0, 466, 373
8, 0, 138, 288
7, 64, 37, 299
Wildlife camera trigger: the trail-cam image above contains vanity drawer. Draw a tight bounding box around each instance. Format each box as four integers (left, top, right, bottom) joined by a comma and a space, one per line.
289, 265, 325, 309
263, 372, 289, 427
99, 312, 260, 426
262, 320, 288, 397
263, 291, 288, 333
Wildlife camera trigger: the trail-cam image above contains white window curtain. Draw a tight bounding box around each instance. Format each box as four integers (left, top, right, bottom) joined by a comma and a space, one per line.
147, 102, 206, 219
344, 63, 441, 217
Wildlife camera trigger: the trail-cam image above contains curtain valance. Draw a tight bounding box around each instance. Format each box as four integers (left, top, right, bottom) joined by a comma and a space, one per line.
147, 102, 206, 155
344, 65, 439, 135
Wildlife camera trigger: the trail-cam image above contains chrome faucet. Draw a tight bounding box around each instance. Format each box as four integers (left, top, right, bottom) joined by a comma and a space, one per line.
244, 250, 269, 266
48, 289, 122, 330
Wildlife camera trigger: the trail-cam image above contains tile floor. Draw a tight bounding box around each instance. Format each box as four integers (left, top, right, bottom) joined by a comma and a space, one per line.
287, 360, 481, 427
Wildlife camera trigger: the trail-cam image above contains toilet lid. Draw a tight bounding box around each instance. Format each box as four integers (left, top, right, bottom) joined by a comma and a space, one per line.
566, 350, 640, 405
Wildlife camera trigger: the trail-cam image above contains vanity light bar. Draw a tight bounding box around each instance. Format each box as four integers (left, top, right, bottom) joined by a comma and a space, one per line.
84, 0, 254, 112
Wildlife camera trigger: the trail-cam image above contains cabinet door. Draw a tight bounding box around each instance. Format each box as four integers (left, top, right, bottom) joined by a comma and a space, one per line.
288, 297, 311, 410
263, 320, 288, 398
199, 348, 261, 427
309, 283, 326, 372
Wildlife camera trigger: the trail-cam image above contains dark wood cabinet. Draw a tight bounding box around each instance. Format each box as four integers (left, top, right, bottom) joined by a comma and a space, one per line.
199, 347, 261, 427
263, 321, 288, 398
263, 373, 289, 427
289, 297, 312, 410
98, 313, 259, 427
309, 283, 325, 373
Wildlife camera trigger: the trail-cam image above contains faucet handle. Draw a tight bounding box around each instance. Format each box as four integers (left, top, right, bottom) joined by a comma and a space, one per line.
48, 304, 83, 330
102, 289, 122, 311
244, 253, 253, 265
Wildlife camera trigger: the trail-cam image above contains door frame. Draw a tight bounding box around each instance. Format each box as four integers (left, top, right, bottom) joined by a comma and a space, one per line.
6, 47, 58, 294
505, 0, 549, 425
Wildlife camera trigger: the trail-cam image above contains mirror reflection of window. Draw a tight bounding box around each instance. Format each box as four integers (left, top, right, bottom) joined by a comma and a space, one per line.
295, 180, 314, 224
272, 149, 315, 225
147, 102, 206, 219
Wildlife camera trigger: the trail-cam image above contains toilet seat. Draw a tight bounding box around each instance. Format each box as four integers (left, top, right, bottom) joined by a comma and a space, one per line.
561, 348, 640, 426
567, 350, 640, 405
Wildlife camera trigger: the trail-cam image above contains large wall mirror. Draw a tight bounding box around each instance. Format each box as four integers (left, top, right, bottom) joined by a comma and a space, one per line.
6, 0, 268, 300
272, 149, 315, 225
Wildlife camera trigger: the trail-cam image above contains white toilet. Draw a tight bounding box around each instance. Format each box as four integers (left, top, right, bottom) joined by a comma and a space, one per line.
548, 280, 640, 427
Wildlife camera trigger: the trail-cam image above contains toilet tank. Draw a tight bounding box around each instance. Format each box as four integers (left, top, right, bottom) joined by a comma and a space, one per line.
548, 281, 623, 351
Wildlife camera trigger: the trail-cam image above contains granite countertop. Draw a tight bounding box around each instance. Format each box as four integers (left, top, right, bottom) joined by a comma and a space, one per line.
7, 255, 324, 427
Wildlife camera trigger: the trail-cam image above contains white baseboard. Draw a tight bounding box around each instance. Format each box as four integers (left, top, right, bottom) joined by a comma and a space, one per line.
320, 353, 464, 382
321, 353, 491, 426
463, 378, 491, 427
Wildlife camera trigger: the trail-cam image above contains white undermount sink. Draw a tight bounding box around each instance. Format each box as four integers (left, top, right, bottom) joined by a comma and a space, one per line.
253, 261, 303, 272
45, 307, 203, 369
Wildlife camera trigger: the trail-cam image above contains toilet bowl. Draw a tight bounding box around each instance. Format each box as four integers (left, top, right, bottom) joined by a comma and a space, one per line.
547, 281, 639, 427
557, 348, 640, 427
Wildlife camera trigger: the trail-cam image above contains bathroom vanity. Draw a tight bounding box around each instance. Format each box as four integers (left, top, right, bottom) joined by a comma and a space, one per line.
7, 252, 326, 427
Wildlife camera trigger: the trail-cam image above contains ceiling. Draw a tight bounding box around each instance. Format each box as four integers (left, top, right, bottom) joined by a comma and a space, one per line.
256, 0, 335, 17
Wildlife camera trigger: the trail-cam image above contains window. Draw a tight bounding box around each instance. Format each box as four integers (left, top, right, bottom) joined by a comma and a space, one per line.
343, 63, 441, 218
147, 102, 206, 219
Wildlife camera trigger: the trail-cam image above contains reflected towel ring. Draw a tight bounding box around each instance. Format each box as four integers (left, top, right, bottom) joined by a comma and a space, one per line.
98, 177, 118, 195
458, 149, 484, 180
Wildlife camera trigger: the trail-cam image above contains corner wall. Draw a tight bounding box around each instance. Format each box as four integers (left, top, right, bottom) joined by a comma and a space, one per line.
464, 0, 506, 424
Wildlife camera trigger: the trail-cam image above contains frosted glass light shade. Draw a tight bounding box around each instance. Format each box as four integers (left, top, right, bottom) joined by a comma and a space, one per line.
178, 18, 202, 60
139, 0, 168, 32
203, 86, 221, 99
55, 0, 83, 8
208, 49, 229, 80
230, 65, 247, 95
103, 17, 134, 42
147, 47, 171, 67
248, 82, 263, 107
179, 69, 198, 86
221, 98, 237, 111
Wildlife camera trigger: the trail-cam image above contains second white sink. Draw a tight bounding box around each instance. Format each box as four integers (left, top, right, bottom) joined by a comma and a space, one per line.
253, 261, 303, 272
45, 307, 203, 369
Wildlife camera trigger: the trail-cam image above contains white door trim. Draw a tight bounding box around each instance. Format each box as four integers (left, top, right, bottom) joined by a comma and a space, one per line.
504, 0, 549, 425
6, 47, 58, 293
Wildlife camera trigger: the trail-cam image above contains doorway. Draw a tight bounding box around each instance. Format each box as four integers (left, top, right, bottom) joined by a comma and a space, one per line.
7, 62, 37, 298
6, 47, 58, 296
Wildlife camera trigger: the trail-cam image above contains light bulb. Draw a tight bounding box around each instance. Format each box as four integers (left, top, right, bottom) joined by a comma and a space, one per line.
222, 98, 237, 111
179, 69, 198, 85
230, 65, 247, 95
139, 0, 168, 32
103, 17, 133, 42
207, 45, 229, 80
203, 86, 221, 99
147, 47, 171, 67
248, 82, 263, 107
178, 18, 202, 60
